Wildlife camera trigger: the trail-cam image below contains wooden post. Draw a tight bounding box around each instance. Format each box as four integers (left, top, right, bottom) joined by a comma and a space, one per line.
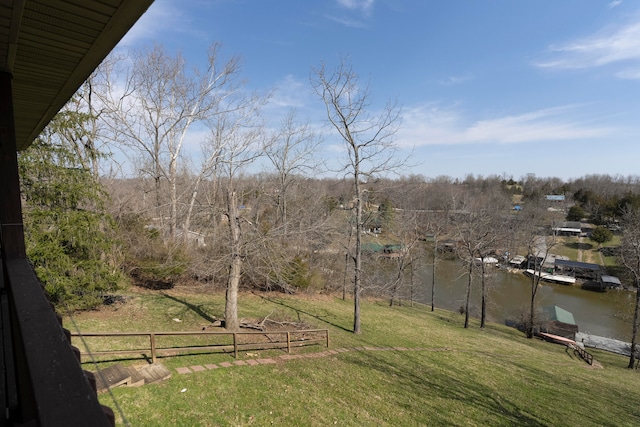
233, 333, 238, 358
0, 71, 27, 261
326, 330, 330, 348
150, 334, 157, 364
286, 332, 291, 354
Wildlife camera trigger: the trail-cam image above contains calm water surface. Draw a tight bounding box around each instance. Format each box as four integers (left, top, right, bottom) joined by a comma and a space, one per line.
419, 259, 634, 341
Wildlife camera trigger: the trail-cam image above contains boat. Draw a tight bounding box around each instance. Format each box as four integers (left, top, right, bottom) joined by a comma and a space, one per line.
538, 332, 577, 347
523, 269, 576, 285
473, 256, 499, 265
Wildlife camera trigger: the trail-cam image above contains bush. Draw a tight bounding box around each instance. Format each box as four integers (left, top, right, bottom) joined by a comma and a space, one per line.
591, 226, 613, 247
566, 205, 586, 221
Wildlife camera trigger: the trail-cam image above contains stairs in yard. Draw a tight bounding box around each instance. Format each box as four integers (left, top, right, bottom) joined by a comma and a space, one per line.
95, 363, 171, 393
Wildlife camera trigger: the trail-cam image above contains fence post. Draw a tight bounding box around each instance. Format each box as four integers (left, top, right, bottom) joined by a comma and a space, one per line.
287, 332, 291, 354
150, 333, 156, 364
233, 333, 238, 358
325, 329, 329, 349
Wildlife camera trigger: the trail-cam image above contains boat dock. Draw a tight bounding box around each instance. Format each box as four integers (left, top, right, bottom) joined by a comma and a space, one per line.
523, 269, 576, 285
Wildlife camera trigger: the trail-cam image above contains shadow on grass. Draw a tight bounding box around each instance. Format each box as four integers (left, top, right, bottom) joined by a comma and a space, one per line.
566, 242, 594, 251
160, 292, 219, 323
83, 348, 239, 367
344, 349, 549, 426
256, 294, 353, 333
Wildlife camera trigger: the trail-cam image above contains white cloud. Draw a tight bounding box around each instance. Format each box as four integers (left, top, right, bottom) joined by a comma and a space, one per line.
337, 0, 375, 14
615, 67, 640, 79
465, 106, 609, 143
120, 0, 208, 47
325, 14, 368, 29
396, 104, 611, 147
396, 104, 461, 147
268, 75, 311, 109
535, 20, 640, 75
119, 2, 179, 46
438, 74, 473, 85
327, 0, 375, 28
608, 0, 623, 8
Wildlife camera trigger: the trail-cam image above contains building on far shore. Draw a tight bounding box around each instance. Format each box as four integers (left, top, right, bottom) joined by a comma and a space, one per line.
552, 221, 582, 236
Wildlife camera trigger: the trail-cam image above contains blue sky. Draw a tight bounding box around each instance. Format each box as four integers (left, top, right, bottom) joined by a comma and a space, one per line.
119, 0, 640, 181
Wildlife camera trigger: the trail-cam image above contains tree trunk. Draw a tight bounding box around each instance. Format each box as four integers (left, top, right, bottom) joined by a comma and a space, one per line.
353, 176, 362, 334
225, 189, 242, 331
343, 252, 349, 301
184, 188, 198, 243
154, 174, 163, 230
628, 278, 640, 368
480, 260, 486, 328
390, 257, 405, 307
527, 258, 540, 339
282, 191, 288, 237
169, 156, 178, 238
464, 260, 472, 328
343, 226, 353, 301
528, 274, 537, 338
431, 239, 436, 312
409, 255, 415, 307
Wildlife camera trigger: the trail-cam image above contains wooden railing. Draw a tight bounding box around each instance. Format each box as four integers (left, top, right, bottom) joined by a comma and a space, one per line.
2, 258, 113, 426
71, 329, 330, 363
571, 344, 594, 365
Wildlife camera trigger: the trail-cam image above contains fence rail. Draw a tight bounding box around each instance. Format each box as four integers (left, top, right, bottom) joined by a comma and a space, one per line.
71, 329, 330, 363
571, 344, 594, 365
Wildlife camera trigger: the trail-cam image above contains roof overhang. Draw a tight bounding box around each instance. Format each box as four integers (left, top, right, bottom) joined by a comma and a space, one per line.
1, 0, 154, 150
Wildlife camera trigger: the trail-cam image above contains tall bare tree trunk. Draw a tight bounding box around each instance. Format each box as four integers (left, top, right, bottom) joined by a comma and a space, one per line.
527, 273, 538, 339
409, 254, 415, 307
464, 261, 472, 329
343, 252, 349, 301
390, 256, 406, 307
312, 58, 402, 335
184, 187, 198, 242
154, 175, 163, 229
431, 238, 436, 312
480, 260, 487, 328
628, 278, 640, 368
225, 189, 242, 330
169, 156, 178, 237
354, 178, 362, 334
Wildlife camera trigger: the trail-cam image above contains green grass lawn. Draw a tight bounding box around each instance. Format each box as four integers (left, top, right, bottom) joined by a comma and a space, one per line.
554, 235, 622, 269
68, 289, 640, 426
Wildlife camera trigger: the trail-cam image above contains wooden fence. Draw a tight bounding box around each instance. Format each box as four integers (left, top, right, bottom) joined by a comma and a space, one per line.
571, 344, 594, 365
71, 329, 330, 363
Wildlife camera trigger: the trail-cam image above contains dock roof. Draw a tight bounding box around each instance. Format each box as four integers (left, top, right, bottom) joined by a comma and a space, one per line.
601, 275, 622, 286
543, 305, 577, 325
555, 259, 601, 271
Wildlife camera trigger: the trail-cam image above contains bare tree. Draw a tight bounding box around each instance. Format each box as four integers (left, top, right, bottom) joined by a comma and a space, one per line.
619, 207, 640, 368
453, 194, 504, 329
98, 43, 241, 237
520, 202, 558, 338
203, 92, 266, 331
265, 109, 322, 237
311, 58, 403, 334
387, 214, 420, 307
424, 211, 448, 312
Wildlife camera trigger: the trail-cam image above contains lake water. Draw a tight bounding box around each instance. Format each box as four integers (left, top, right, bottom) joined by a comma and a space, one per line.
417, 259, 634, 341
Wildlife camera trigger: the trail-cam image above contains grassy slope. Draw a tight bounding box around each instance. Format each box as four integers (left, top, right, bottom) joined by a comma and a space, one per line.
70, 289, 640, 427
